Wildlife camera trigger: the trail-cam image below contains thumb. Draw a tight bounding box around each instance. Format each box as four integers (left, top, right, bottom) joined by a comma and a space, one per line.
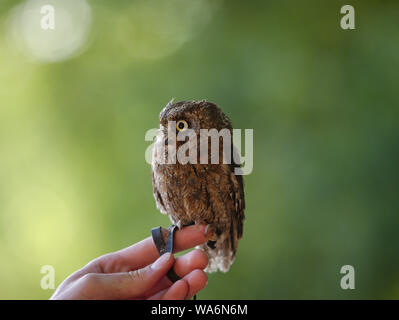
86, 253, 174, 299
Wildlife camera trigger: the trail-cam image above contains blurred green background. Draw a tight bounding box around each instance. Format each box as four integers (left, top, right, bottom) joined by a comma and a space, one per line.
0, 0, 398, 299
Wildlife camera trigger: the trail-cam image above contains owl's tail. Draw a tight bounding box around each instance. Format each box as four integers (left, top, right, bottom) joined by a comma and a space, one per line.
199, 239, 234, 273
199, 220, 241, 273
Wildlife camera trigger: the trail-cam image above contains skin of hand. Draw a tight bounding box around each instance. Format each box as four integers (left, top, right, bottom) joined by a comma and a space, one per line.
51, 224, 209, 300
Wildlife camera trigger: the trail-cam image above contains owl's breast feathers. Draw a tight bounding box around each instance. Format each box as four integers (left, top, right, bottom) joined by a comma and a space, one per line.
152, 161, 245, 271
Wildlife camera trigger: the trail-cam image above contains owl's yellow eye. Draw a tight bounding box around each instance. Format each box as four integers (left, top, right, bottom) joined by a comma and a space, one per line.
176, 120, 188, 131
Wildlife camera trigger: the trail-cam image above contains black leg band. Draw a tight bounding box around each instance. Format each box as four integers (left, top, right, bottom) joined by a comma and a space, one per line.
151, 225, 181, 283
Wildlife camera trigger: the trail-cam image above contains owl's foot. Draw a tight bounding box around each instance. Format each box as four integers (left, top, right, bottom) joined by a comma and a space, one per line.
204, 224, 217, 241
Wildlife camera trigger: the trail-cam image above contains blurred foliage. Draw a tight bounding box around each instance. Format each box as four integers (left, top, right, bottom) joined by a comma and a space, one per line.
0, 0, 398, 299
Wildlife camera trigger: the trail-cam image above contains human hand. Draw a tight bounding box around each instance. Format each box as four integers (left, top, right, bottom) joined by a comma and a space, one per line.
51, 224, 209, 300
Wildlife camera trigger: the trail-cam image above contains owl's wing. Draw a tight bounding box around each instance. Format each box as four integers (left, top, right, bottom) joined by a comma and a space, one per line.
230, 170, 245, 238
226, 146, 246, 255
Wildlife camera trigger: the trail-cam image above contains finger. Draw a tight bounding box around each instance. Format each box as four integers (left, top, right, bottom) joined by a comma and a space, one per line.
82, 253, 174, 299
148, 269, 207, 300
183, 269, 208, 299
149, 279, 189, 300
172, 224, 208, 253
95, 224, 207, 273
149, 269, 208, 300
144, 249, 208, 298
162, 280, 189, 300
174, 249, 209, 275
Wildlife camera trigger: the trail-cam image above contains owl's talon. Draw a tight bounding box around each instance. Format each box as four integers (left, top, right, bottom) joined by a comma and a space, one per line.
204, 224, 217, 241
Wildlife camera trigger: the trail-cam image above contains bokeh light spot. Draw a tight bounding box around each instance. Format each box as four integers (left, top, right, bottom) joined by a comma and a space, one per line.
6, 0, 92, 63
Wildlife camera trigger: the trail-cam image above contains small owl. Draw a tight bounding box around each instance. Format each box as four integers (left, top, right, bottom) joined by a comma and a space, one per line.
151, 100, 245, 273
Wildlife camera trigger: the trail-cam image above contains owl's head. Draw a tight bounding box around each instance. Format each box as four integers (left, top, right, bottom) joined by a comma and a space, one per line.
159, 99, 232, 134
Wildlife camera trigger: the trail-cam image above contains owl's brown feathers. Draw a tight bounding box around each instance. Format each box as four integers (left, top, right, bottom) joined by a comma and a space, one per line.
151, 100, 245, 272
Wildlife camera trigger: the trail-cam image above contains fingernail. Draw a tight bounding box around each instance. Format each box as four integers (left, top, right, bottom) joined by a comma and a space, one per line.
152, 253, 172, 270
